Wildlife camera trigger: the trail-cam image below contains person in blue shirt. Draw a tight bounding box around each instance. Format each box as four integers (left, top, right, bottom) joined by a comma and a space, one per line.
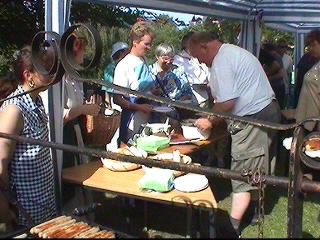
149, 43, 193, 123
102, 42, 129, 106
150, 43, 192, 101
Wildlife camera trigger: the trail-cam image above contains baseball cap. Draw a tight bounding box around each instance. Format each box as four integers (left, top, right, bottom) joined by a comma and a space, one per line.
111, 42, 129, 59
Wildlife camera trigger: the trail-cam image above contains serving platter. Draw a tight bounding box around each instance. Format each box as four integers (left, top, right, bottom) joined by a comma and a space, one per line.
152, 106, 174, 113
174, 173, 209, 193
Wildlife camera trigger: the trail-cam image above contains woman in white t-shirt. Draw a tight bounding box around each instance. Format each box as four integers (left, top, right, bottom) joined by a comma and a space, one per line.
113, 22, 156, 144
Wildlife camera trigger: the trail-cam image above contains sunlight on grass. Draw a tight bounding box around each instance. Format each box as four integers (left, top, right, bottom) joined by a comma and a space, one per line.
217, 186, 320, 238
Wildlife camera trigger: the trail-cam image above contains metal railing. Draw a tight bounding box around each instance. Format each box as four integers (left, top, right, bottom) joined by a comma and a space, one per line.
0, 23, 319, 238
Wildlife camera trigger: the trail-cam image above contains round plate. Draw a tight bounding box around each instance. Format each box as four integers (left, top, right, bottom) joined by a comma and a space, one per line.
173, 174, 209, 193
152, 106, 174, 113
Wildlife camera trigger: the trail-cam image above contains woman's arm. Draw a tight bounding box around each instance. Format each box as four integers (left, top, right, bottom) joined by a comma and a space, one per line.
63, 95, 101, 124
113, 95, 153, 114
0, 105, 23, 226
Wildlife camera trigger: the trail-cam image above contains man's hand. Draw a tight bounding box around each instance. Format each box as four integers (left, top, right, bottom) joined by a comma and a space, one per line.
151, 88, 160, 96
195, 118, 213, 132
87, 94, 102, 105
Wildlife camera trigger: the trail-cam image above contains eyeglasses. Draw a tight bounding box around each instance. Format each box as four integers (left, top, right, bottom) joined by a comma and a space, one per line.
160, 56, 174, 62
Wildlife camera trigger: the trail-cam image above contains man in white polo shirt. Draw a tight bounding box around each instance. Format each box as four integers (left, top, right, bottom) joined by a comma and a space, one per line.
188, 32, 281, 237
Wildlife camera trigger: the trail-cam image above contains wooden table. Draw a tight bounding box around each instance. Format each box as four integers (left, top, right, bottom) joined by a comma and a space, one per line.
62, 123, 228, 237
62, 161, 218, 238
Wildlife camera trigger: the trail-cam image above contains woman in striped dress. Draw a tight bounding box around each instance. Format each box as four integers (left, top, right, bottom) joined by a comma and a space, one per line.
0, 46, 57, 231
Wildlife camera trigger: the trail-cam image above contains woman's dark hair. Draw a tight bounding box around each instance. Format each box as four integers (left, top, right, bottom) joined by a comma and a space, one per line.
0, 73, 18, 100
306, 29, 320, 46
263, 43, 277, 53
259, 48, 275, 67
12, 45, 34, 84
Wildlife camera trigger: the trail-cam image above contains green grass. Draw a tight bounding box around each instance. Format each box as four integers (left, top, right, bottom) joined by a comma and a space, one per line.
215, 181, 320, 238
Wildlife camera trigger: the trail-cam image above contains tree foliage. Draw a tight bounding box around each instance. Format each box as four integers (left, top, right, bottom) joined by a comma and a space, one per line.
0, 0, 45, 74
0, 1, 295, 78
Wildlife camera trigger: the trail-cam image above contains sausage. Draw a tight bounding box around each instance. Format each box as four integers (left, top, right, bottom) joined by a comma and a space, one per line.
52, 221, 86, 238
88, 230, 114, 238
30, 216, 70, 234
61, 224, 90, 238
41, 219, 76, 238
94, 231, 115, 238
74, 226, 100, 238
30, 215, 66, 234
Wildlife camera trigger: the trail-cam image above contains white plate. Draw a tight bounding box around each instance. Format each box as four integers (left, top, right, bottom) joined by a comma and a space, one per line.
305, 150, 320, 158
104, 108, 114, 116
173, 173, 209, 193
152, 106, 174, 113
169, 139, 201, 145
181, 126, 210, 140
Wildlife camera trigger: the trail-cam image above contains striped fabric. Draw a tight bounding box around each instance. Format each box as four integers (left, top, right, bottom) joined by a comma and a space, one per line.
0, 85, 56, 226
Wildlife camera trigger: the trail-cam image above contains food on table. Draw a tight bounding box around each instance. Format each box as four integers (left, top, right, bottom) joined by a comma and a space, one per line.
173, 150, 182, 163
305, 138, 320, 151
101, 147, 141, 172
146, 151, 192, 177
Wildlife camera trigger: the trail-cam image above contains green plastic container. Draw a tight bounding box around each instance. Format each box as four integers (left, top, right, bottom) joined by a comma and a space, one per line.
136, 135, 170, 153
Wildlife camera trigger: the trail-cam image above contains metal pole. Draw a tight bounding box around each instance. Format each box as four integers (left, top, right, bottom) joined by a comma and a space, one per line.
1, 131, 320, 194
287, 126, 305, 238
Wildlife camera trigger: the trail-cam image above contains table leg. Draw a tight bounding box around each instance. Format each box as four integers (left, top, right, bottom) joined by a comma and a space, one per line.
120, 197, 131, 233
186, 206, 192, 238
208, 209, 216, 238
143, 201, 149, 236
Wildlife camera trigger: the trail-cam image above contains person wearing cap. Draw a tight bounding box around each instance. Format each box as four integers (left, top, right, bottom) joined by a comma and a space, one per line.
102, 42, 129, 105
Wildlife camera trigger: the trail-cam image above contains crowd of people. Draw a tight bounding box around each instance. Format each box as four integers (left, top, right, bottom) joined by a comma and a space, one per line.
0, 19, 320, 238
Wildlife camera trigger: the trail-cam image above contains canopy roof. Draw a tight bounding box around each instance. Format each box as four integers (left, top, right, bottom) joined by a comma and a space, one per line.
76, 0, 320, 33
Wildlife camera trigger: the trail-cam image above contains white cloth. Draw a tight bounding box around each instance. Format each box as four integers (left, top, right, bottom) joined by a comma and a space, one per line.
210, 44, 275, 116
282, 53, 294, 94
173, 50, 210, 105
63, 74, 88, 164
282, 53, 294, 74
113, 54, 153, 138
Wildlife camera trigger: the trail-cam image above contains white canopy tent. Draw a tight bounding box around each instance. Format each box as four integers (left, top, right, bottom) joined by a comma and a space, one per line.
44, 0, 320, 207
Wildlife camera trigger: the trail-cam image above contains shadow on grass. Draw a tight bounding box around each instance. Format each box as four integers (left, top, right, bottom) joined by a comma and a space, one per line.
302, 231, 315, 238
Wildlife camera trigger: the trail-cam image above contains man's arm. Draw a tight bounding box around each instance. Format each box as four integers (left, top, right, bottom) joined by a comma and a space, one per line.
195, 99, 235, 131
212, 99, 236, 113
